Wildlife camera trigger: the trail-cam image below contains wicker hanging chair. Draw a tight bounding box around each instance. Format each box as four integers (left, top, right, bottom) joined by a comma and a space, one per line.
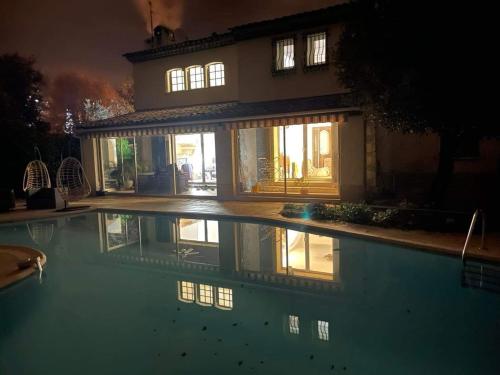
56, 157, 91, 203
23, 149, 51, 192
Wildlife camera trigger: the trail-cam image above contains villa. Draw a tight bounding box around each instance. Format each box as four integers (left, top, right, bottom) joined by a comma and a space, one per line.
76, 4, 498, 206
3, 3, 500, 374
76, 5, 362, 201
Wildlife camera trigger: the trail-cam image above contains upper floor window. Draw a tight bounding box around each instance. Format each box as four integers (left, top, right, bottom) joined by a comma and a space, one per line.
187, 65, 205, 89
275, 38, 295, 71
207, 62, 225, 87
306, 32, 327, 66
167, 68, 185, 92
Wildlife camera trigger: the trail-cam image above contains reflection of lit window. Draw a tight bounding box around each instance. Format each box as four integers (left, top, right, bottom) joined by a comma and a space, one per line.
279, 229, 338, 280
289, 315, 300, 334
179, 219, 206, 241
207, 220, 219, 243
179, 219, 219, 244
317, 320, 329, 341
105, 214, 140, 251
198, 284, 214, 305
306, 32, 327, 66
178, 281, 195, 302
216, 287, 233, 309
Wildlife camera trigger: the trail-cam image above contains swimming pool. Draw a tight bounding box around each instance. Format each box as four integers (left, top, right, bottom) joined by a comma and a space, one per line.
1, 210, 499, 374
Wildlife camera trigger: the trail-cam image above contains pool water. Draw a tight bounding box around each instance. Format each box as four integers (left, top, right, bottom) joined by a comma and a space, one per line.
0, 211, 499, 374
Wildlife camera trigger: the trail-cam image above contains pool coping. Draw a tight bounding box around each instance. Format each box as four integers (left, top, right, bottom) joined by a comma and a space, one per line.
0, 245, 46, 290
0, 197, 498, 263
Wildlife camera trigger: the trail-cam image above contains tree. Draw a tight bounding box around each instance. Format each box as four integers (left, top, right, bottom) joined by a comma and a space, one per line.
48, 72, 132, 132
63, 108, 75, 134
0, 54, 50, 191
335, 0, 490, 206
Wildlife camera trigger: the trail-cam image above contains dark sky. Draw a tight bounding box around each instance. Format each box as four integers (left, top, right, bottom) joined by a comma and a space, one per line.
0, 0, 341, 86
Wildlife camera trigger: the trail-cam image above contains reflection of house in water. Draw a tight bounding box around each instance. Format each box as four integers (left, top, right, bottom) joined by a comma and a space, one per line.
96, 211, 337, 342
98, 212, 341, 295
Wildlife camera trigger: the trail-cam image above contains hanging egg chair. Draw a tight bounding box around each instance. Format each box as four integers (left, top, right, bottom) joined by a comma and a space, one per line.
27, 222, 55, 247
56, 157, 91, 209
23, 148, 51, 192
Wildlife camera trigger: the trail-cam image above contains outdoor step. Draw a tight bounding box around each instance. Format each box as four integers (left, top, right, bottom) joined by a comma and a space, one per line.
462, 260, 500, 293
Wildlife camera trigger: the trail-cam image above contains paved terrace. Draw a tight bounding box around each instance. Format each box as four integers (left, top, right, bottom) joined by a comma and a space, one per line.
1, 195, 498, 262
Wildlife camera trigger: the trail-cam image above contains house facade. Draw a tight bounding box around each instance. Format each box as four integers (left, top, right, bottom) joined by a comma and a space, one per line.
77, 5, 367, 202
76, 4, 499, 206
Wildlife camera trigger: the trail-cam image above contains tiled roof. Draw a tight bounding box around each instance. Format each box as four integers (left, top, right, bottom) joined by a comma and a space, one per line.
124, 32, 234, 63
77, 93, 357, 131
124, 3, 350, 62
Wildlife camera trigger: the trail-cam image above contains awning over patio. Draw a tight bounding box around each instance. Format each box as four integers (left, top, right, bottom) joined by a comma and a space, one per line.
76, 93, 357, 138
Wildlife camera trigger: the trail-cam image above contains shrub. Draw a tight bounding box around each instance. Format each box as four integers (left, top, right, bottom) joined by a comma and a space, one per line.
305, 202, 334, 220
331, 203, 374, 224
281, 202, 400, 227
371, 208, 399, 227
280, 203, 306, 218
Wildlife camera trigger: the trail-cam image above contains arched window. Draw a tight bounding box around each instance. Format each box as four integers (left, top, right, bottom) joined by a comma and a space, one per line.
166, 68, 185, 92
206, 62, 225, 87
187, 65, 205, 89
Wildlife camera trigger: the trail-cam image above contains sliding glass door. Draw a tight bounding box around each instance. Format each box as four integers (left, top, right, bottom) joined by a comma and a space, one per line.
100, 132, 216, 196
100, 137, 136, 193
237, 122, 338, 196
174, 133, 217, 196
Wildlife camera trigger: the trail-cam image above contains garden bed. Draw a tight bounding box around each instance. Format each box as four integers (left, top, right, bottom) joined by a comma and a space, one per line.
280, 202, 477, 232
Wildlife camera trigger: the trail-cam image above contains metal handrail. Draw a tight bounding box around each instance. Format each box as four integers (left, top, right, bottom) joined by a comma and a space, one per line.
462, 209, 486, 261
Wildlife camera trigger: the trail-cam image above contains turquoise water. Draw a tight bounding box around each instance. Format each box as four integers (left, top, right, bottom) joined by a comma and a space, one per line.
0, 211, 499, 374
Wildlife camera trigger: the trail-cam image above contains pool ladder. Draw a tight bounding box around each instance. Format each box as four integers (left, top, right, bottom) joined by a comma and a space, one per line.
461, 209, 486, 261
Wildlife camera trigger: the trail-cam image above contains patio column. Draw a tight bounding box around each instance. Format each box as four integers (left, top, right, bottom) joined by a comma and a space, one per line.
214, 127, 235, 200
339, 114, 365, 201
80, 137, 100, 195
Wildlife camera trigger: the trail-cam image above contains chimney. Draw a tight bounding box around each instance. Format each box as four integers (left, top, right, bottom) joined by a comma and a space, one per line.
151, 25, 175, 47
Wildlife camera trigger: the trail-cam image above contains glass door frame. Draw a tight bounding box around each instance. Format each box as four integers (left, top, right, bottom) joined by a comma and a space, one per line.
98, 132, 217, 197
234, 122, 340, 198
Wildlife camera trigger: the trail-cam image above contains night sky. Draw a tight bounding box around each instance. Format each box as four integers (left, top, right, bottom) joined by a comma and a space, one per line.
1, 0, 341, 86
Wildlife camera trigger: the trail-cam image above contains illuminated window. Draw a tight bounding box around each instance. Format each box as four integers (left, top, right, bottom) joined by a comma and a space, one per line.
289, 315, 300, 334
275, 38, 295, 70
317, 320, 329, 341
198, 284, 214, 305
216, 287, 233, 309
178, 281, 195, 302
167, 68, 185, 92
306, 32, 327, 66
207, 63, 225, 87
187, 66, 205, 89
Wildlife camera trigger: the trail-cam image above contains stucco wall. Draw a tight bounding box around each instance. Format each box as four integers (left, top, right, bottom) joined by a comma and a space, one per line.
339, 115, 365, 201
132, 23, 347, 110
80, 138, 101, 194
376, 128, 500, 176
237, 24, 346, 103
214, 128, 235, 200
133, 44, 239, 110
